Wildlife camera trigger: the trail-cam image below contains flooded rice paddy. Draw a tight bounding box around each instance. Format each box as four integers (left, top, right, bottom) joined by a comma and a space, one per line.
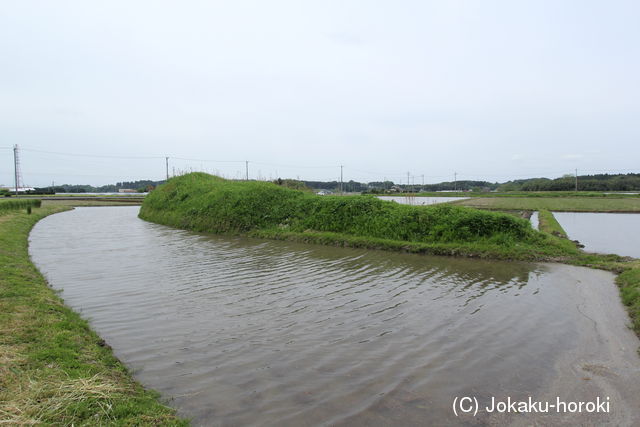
553, 212, 640, 258
29, 207, 640, 425
377, 196, 468, 205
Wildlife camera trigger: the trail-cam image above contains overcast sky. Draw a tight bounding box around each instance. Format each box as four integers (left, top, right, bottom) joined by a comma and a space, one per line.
1, 0, 638, 187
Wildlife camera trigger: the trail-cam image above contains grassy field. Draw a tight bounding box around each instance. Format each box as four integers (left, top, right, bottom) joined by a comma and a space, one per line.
18, 194, 146, 198
0, 204, 187, 425
453, 196, 640, 212
415, 191, 640, 198
41, 199, 143, 207
0, 198, 41, 213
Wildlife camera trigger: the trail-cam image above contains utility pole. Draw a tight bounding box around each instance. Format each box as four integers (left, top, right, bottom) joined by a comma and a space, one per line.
421, 174, 424, 186
454, 172, 457, 192
13, 144, 21, 196
165, 157, 169, 180
340, 165, 344, 194
575, 168, 578, 191
245, 161, 249, 180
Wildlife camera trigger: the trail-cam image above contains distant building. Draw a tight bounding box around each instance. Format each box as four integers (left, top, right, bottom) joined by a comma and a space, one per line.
316, 189, 333, 195
1, 186, 35, 193
118, 189, 137, 193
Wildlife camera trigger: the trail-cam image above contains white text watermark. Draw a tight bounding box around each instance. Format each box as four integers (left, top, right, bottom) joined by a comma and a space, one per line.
452, 396, 610, 416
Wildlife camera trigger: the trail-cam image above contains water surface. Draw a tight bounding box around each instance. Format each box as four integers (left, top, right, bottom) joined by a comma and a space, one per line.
530, 211, 539, 230
29, 207, 640, 425
553, 212, 640, 258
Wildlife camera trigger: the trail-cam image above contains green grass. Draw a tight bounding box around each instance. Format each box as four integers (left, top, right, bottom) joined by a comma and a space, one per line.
538, 209, 568, 238
20, 194, 146, 198
41, 199, 143, 207
139, 173, 582, 261
416, 191, 640, 198
618, 265, 640, 334
0, 198, 41, 213
453, 196, 640, 212
0, 205, 187, 425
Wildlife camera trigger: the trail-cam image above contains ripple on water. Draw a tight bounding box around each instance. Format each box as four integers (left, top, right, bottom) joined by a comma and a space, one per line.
30, 206, 586, 426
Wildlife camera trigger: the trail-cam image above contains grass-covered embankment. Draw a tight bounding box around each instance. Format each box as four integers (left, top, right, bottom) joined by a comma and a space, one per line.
618, 266, 640, 334
538, 209, 568, 238
139, 173, 580, 261
0, 205, 186, 425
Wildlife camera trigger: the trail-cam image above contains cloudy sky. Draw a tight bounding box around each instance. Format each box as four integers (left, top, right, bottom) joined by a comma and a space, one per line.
1, 0, 638, 187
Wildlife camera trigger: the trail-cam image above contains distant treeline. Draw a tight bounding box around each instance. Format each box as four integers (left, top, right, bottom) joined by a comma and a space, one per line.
415, 180, 498, 192
302, 180, 497, 192
304, 175, 640, 193
302, 180, 372, 192
498, 174, 640, 192
20, 173, 640, 195
34, 180, 166, 194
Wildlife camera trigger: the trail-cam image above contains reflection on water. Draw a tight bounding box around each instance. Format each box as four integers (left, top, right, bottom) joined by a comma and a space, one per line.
553, 212, 640, 258
30, 207, 586, 425
530, 211, 539, 230
377, 196, 468, 205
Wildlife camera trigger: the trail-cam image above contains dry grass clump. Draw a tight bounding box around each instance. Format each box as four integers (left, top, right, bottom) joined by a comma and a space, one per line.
0, 374, 125, 425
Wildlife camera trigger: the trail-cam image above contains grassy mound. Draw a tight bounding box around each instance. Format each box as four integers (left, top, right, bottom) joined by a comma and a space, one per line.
139, 173, 577, 260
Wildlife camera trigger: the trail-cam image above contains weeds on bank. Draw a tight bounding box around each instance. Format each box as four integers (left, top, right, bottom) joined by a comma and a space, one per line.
0, 198, 41, 214
0, 206, 187, 425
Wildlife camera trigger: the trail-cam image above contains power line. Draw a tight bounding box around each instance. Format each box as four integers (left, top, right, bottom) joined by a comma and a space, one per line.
350, 167, 452, 179
5, 145, 640, 186
17, 147, 639, 178
21, 147, 164, 160
171, 156, 245, 163
251, 161, 338, 169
